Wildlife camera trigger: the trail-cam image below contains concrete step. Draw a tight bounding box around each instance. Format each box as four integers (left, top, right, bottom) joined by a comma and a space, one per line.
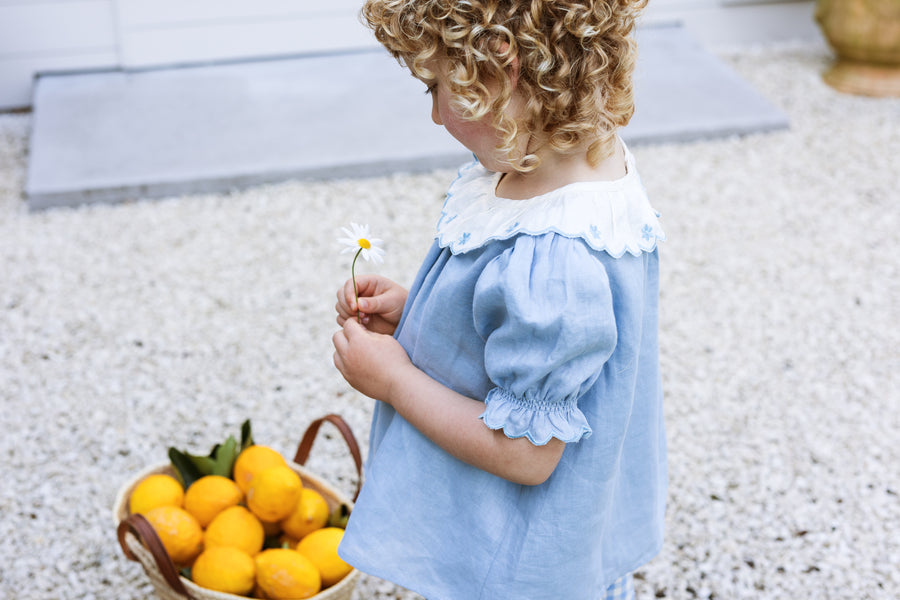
26, 24, 788, 210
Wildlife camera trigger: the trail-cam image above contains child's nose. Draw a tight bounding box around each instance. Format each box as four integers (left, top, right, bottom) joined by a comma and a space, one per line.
430, 94, 442, 126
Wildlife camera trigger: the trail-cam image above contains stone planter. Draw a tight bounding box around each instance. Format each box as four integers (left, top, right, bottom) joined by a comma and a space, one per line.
815, 0, 900, 96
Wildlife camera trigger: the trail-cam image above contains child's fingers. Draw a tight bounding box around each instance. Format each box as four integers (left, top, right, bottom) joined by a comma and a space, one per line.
335, 280, 369, 323
356, 296, 373, 314
335, 292, 354, 315
352, 273, 378, 294
336, 289, 371, 320
336, 312, 370, 328
342, 315, 364, 338
338, 277, 387, 313
353, 274, 392, 304
337, 280, 358, 311
334, 301, 351, 325
332, 328, 349, 369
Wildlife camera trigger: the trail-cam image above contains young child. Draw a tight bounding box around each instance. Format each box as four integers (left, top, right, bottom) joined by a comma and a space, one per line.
332, 1, 665, 598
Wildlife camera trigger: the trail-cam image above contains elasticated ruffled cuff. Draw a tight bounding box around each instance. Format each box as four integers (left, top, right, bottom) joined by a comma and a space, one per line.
479, 387, 592, 446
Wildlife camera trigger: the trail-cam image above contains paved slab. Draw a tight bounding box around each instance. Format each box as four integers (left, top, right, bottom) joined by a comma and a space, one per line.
625, 25, 789, 144
26, 24, 788, 210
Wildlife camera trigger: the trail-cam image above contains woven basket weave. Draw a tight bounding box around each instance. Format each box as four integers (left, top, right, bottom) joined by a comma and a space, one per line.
114, 415, 362, 600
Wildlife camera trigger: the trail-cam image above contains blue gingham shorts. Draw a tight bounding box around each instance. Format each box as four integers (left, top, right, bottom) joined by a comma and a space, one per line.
603, 573, 635, 600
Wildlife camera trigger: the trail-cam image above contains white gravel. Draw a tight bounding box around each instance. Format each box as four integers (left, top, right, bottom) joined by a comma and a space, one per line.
1, 42, 898, 600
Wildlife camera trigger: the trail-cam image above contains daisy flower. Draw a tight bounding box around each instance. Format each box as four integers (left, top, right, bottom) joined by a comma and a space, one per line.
338, 223, 385, 264
338, 223, 385, 322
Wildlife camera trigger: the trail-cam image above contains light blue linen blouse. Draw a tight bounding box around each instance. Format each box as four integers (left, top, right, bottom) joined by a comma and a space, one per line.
338, 149, 667, 600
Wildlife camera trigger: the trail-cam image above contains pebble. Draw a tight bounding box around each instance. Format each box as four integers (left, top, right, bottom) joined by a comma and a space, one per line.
1, 42, 898, 600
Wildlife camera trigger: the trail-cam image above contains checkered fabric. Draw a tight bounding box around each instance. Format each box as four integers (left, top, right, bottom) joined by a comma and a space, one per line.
603, 573, 635, 600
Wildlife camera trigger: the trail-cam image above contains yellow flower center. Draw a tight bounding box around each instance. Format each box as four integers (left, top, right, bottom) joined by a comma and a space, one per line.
358, 238, 371, 249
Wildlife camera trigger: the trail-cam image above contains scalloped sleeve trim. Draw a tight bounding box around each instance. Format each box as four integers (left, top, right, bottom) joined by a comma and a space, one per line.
479, 387, 593, 446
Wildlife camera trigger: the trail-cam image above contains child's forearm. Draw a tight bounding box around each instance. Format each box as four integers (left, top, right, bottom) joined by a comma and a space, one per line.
387, 362, 566, 486
332, 318, 565, 484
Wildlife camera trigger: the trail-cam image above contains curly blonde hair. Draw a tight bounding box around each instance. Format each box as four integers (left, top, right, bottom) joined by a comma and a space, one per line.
361, 0, 648, 172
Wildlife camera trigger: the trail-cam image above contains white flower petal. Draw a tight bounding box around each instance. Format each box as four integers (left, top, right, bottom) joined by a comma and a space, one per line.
359, 241, 385, 264
337, 223, 385, 264
348, 223, 368, 238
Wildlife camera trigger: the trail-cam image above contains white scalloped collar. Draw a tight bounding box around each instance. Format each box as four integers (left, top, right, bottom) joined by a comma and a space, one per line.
435, 144, 665, 257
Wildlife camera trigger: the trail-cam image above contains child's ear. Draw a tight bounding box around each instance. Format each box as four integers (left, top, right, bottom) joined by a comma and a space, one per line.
508, 54, 520, 89
497, 41, 520, 89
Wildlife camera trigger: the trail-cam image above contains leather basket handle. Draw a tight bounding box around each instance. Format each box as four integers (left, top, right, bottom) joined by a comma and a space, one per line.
117, 513, 195, 599
293, 414, 363, 501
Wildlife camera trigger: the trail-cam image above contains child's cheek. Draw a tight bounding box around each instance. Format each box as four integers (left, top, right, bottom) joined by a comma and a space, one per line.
443, 113, 499, 162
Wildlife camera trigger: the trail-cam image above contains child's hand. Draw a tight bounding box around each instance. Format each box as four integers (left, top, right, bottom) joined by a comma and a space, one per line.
332, 317, 413, 401
335, 274, 407, 335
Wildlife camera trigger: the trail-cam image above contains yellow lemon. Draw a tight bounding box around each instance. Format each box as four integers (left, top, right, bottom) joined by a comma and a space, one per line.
143, 506, 203, 566
191, 546, 256, 596
204, 505, 265, 556
183, 475, 243, 528
296, 527, 352, 588
255, 548, 321, 599
246, 465, 302, 523
233, 445, 286, 494
280, 488, 330, 540
129, 474, 184, 515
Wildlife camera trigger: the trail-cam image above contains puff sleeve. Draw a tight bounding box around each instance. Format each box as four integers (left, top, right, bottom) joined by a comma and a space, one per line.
472, 234, 617, 445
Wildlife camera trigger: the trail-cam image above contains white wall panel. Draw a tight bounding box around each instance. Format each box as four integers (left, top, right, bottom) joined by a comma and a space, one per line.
0, 0, 116, 110
114, 0, 374, 69
0, 1, 115, 56
116, 0, 362, 26
642, 0, 821, 46
118, 16, 375, 69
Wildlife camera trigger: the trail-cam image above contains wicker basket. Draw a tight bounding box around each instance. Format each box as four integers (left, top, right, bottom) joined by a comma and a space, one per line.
114, 415, 363, 600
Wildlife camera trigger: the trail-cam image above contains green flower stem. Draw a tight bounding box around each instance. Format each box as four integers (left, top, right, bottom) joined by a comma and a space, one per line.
352, 247, 362, 323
